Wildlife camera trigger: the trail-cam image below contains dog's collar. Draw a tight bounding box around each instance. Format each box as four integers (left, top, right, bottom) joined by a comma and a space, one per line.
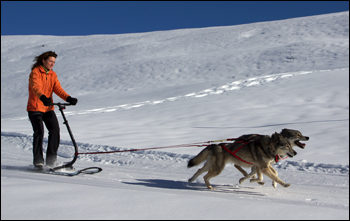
275, 154, 288, 162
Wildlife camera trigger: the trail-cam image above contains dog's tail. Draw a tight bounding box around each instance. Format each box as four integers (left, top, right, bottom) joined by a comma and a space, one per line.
187, 145, 213, 168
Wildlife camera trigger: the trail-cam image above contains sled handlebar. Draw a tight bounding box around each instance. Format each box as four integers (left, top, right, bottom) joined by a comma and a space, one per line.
51, 102, 73, 106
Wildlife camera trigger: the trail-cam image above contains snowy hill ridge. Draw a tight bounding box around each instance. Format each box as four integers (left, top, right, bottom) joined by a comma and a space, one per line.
1, 11, 348, 114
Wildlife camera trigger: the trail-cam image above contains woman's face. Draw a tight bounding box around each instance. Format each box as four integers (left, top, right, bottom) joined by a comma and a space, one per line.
42, 56, 56, 70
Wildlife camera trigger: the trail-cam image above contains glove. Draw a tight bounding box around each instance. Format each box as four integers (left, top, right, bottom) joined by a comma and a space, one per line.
66, 96, 78, 105
39, 95, 52, 106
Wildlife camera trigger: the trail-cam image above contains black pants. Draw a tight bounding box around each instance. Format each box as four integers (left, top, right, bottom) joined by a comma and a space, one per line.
28, 111, 60, 166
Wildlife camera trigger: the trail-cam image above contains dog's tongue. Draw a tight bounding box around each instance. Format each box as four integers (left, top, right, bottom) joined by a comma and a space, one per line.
295, 141, 306, 148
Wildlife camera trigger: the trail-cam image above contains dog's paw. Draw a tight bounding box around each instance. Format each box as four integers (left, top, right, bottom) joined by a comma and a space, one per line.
257, 181, 265, 185
207, 186, 216, 190
272, 181, 277, 188
188, 178, 194, 183
283, 183, 291, 188
250, 178, 262, 183
239, 177, 245, 184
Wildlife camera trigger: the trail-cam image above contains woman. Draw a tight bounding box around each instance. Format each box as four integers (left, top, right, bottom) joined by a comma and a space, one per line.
27, 51, 78, 170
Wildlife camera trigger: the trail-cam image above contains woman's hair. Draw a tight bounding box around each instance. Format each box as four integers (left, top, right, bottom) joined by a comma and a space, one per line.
31, 51, 57, 70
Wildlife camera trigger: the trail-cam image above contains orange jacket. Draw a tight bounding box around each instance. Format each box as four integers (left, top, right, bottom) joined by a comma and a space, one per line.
27, 66, 70, 112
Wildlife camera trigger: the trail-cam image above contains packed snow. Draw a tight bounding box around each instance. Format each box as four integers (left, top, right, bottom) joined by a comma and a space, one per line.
1, 11, 349, 219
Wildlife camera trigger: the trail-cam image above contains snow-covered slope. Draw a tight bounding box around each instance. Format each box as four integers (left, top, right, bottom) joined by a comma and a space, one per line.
1, 11, 349, 219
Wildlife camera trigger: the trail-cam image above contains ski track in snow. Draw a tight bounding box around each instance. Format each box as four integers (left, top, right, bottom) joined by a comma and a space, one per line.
3, 68, 346, 121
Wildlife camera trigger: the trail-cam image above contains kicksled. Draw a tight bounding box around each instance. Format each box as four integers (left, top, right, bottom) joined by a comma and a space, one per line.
36, 102, 103, 176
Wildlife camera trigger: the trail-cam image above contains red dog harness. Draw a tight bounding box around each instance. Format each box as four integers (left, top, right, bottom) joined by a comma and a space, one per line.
220, 140, 253, 165
220, 136, 288, 165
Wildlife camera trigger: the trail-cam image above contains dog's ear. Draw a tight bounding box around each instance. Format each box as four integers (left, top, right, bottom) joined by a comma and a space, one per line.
272, 132, 280, 142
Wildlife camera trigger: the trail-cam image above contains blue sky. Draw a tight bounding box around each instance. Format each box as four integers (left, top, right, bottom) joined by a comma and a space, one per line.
1, 1, 349, 36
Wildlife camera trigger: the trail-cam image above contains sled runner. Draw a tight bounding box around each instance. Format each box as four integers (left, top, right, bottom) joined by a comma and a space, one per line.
32, 165, 102, 176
